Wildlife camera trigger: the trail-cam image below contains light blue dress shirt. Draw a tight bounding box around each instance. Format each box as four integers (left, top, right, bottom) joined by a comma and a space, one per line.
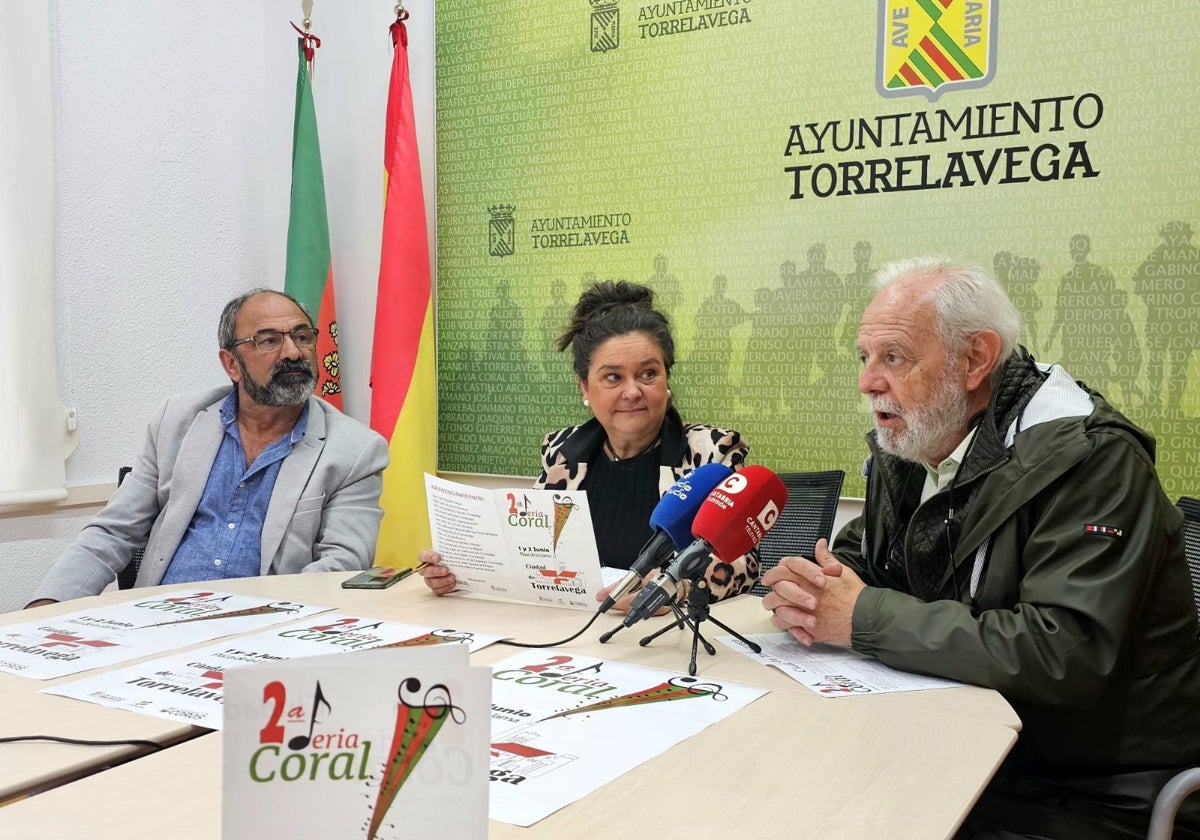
161, 392, 309, 584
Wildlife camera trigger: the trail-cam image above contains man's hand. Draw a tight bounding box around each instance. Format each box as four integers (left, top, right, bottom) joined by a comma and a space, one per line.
760, 539, 864, 647
416, 550, 458, 596
24, 599, 58, 610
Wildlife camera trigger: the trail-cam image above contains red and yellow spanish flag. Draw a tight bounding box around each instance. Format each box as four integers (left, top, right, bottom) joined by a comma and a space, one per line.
370, 12, 436, 567
283, 34, 342, 407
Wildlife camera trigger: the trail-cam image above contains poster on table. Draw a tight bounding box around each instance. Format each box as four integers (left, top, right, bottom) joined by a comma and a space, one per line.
720, 632, 963, 697
223, 646, 491, 840
0, 590, 331, 680
425, 474, 604, 609
486, 651, 767, 826
43, 613, 504, 729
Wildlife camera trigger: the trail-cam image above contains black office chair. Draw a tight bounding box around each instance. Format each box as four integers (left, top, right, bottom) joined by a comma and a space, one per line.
115, 466, 143, 590
751, 470, 845, 597
1147, 496, 1200, 840
1177, 496, 1200, 634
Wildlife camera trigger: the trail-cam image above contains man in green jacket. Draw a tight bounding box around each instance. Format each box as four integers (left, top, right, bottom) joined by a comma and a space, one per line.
763, 256, 1200, 839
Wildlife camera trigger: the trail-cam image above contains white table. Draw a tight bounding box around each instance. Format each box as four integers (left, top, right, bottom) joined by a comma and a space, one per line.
0, 574, 1020, 838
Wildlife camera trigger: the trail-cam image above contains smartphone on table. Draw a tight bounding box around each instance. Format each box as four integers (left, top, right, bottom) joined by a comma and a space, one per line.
341, 566, 413, 589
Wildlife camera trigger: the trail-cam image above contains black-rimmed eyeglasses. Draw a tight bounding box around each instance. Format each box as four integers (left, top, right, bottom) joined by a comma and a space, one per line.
229, 327, 319, 353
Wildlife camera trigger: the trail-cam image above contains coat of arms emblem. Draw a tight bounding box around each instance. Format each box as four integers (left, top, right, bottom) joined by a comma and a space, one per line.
877, 0, 997, 101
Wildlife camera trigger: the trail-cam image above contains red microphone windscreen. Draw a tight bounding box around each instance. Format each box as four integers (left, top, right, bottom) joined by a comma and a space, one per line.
691, 465, 788, 561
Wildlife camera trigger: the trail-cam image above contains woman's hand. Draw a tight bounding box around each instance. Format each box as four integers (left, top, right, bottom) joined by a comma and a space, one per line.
417, 549, 458, 596
594, 571, 670, 616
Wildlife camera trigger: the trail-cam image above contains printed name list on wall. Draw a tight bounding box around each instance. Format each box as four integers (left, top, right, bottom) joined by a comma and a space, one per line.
435, 0, 1200, 497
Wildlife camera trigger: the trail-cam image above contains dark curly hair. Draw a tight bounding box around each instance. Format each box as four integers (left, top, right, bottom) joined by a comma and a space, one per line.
556, 280, 675, 380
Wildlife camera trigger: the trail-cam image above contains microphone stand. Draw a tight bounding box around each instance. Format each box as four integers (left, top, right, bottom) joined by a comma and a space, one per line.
598, 603, 707, 647
639, 594, 716, 656
636, 580, 762, 676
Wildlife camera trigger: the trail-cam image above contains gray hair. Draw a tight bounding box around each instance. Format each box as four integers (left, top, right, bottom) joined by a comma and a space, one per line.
872, 256, 1021, 377
218, 288, 313, 350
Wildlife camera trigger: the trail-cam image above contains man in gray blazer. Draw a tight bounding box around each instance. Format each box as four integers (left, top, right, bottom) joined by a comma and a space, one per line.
27, 289, 389, 606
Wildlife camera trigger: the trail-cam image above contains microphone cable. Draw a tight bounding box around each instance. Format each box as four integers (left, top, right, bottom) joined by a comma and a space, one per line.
495, 607, 605, 648
942, 411, 986, 602
0, 734, 166, 750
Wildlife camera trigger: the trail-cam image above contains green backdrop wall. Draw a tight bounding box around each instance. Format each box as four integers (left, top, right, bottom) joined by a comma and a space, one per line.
435, 0, 1200, 497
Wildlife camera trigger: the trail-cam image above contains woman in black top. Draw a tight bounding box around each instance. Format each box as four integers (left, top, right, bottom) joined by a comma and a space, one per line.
419, 280, 756, 608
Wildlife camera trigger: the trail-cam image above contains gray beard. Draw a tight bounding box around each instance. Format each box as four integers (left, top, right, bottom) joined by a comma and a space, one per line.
236, 356, 315, 407
871, 373, 970, 466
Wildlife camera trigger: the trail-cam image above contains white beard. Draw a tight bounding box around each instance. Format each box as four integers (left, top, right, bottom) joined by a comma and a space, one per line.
870, 366, 970, 465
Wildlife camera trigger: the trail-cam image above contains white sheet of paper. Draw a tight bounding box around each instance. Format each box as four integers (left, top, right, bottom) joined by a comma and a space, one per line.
719, 632, 964, 696
0, 590, 332, 680
486, 651, 767, 826
222, 646, 491, 840
600, 566, 627, 587
425, 474, 604, 610
43, 613, 504, 729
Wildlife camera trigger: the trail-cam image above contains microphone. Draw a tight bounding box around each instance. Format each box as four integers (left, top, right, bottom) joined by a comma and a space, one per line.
598, 463, 733, 613
622, 465, 788, 627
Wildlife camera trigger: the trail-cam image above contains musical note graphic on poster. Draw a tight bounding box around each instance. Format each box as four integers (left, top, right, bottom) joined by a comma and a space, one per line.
367, 678, 467, 840
375, 629, 475, 649
550, 493, 577, 554
540, 674, 727, 721
149, 601, 302, 627
288, 681, 332, 750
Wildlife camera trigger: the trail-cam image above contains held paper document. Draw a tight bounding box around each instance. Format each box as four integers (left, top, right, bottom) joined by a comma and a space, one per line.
425, 474, 604, 610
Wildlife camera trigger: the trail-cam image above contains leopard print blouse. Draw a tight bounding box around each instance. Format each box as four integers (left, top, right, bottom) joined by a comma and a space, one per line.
534, 416, 759, 601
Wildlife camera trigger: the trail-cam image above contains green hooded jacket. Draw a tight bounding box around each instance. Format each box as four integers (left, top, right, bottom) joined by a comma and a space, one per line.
835, 350, 1200, 826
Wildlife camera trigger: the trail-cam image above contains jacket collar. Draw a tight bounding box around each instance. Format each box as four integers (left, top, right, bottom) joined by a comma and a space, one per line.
955, 347, 1047, 484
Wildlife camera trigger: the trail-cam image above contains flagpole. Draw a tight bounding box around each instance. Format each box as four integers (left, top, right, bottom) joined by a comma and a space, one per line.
283, 6, 343, 408
371, 4, 437, 568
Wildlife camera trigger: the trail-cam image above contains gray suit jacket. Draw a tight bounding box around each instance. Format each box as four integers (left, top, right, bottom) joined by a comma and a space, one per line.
33, 386, 390, 602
